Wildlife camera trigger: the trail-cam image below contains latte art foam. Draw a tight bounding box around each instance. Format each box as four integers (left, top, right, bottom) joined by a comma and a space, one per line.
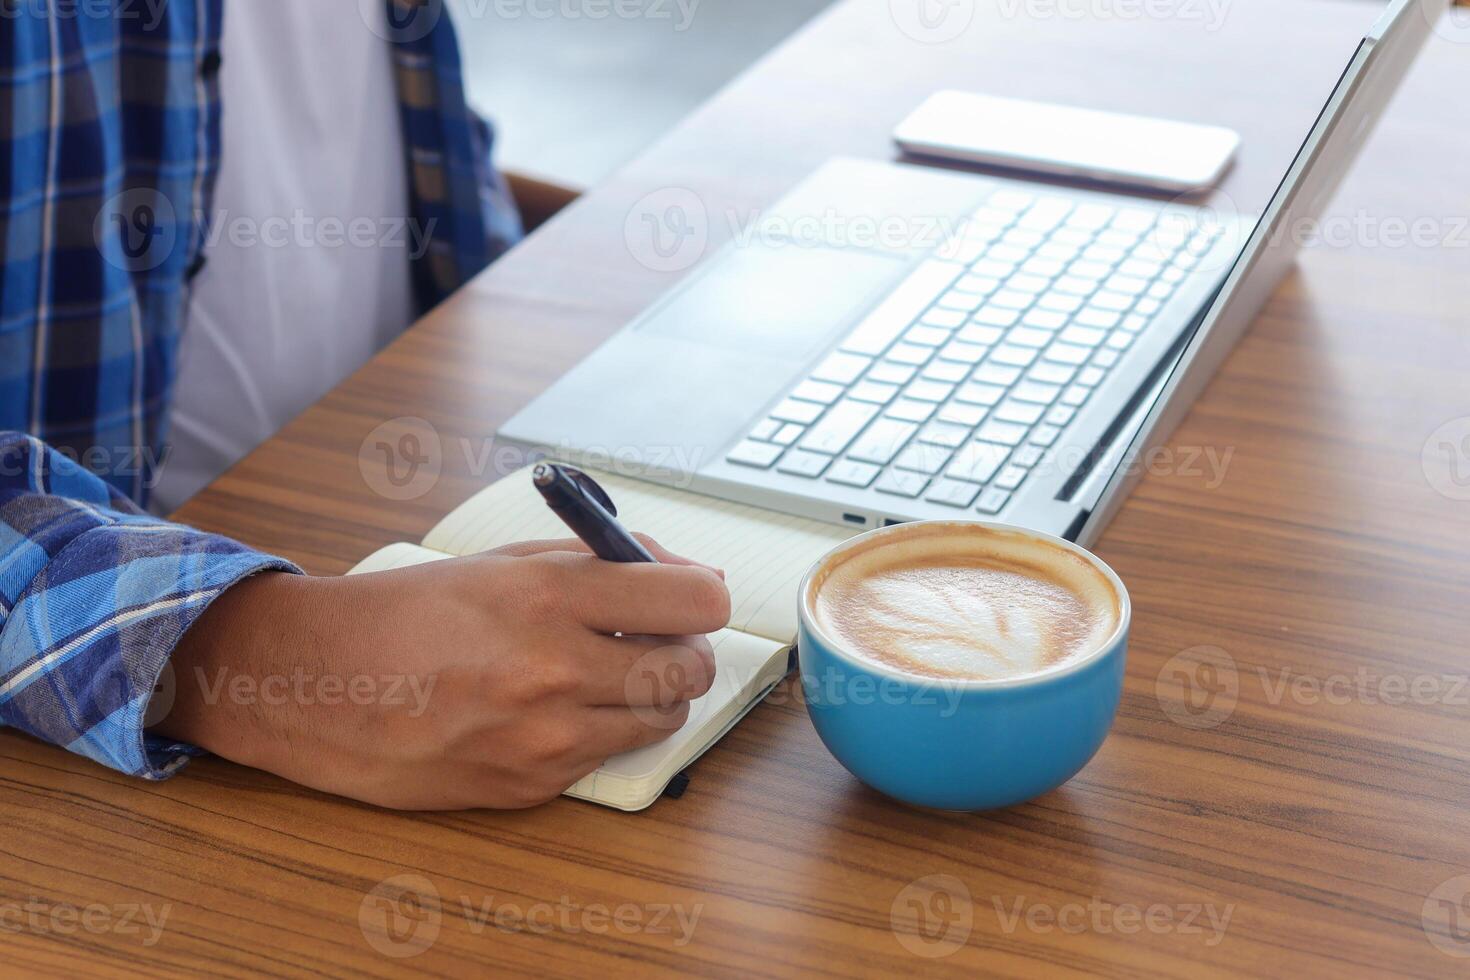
808, 524, 1121, 682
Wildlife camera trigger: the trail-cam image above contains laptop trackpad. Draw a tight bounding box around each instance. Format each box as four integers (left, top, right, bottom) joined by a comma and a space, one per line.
634, 244, 908, 362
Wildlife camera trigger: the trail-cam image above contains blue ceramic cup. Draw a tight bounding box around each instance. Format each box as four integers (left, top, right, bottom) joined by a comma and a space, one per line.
797, 520, 1130, 811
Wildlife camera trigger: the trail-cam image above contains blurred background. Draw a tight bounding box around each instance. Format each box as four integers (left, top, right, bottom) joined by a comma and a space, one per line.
449, 0, 835, 187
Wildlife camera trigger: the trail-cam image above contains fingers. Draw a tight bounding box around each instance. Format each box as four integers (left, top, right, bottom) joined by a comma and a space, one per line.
572, 633, 717, 706
579, 703, 695, 760
514, 551, 730, 637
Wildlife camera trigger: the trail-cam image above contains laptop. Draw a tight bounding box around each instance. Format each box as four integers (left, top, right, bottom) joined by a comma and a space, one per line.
501, 0, 1440, 547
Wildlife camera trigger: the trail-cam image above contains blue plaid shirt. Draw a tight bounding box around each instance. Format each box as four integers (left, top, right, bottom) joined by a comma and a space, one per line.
0, 2, 520, 777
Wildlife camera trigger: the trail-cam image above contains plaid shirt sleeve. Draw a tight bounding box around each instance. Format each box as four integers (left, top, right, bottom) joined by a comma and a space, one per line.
0, 432, 300, 779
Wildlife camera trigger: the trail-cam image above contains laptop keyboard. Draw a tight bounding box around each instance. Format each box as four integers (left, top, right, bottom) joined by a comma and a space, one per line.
725, 188, 1222, 515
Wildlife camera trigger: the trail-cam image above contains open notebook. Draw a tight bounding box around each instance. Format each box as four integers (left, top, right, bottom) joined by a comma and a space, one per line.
349, 466, 858, 811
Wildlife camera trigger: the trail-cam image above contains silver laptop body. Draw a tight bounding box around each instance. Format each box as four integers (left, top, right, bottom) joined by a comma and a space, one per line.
501, 0, 1440, 546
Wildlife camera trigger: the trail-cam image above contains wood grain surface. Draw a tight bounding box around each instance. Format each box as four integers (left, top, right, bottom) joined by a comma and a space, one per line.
4, 0, 1468, 976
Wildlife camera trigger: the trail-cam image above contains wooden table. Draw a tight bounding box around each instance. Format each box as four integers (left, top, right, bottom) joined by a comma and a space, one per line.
7, 0, 1468, 975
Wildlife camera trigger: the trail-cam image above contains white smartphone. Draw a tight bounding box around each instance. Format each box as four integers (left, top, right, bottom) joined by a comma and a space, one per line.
893, 91, 1240, 194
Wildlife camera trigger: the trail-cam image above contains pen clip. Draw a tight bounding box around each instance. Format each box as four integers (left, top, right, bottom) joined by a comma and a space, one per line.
565, 466, 619, 517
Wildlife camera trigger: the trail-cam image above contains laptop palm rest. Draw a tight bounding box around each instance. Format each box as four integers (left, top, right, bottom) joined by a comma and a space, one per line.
500, 243, 908, 469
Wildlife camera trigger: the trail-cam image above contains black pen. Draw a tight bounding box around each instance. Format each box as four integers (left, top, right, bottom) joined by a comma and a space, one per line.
532, 463, 658, 563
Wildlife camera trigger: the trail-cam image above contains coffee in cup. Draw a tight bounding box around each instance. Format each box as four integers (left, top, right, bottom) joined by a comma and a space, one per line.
807, 522, 1121, 683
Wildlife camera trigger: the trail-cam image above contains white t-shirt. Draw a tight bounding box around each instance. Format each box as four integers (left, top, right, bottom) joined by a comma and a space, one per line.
154, 0, 416, 512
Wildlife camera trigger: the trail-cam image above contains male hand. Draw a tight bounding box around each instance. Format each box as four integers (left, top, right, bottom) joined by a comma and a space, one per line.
154, 536, 730, 809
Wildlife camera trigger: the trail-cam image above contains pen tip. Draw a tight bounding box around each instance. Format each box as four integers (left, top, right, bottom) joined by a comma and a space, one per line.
532, 463, 553, 486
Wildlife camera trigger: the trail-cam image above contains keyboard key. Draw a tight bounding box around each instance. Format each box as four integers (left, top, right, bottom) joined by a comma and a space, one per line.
938, 341, 988, 364
925, 479, 982, 508
777, 449, 833, 478
894, 442, 953, 475
867, 362, 915, 385
1030, 425, 1062, 447
1061, 385, 1090, 407
1053, 275, 1100, 296
1020, 257, 1066, 279
1106, 331, 1133, 350
904, 325, 951, 347
841, 260, 963, 356
994, 465, 1028, 491
955, 382, 1006, 406
976, 488, 1012, 515
1059, 325, 1106, 347
1005, 326, 1052, 348
937, 402, 987, 427
825, 459, 880, 488
1093, 349, 1121, 368
771, 398, 824, 424
1043, 342, 1091, 366
947, 442, 1010, 484
727, 440, 783, 469
800, 400, 880, 455
1120, 258, 1164, 279
1036, 241, 1082, 263
988, 244, 1031, 265
810, 351, 871, 385
973, 204, 1021, 224
976, 419, 1029, 446
750, 418, 779, 441
960, 324, 1007, 346
955, 273, 1002, 296
1028, 362, 1076, 385
1112, 208, 1157, 232
1082, 244, 1126, 265
850, 381, 899, 404
1012, 445, 1045, 468
990, 345, 1038, 368
1147, 280, 1174, 300
773, 423, 804, 446
938, 289, 985, 313
1021, 309, 1068, 331
1037, 292, 1084, 314
972, 363, 1021, 386
886, 399, 936, 423
1098, 229, 1140, 249
973, 305, 1020, 328
904, 379, 954, 403
1076, 308, 1121, 330
922, 360, 970, 383
934, 239, 986, 264
1046, 405, 1076, 426
1121, 314, 1149, 333
1077, 366, 1106, 387
792, 380, 844, 404
874, 469, 930, 498
971, 259, 1016, 280
920, 308, 967, 329
989, 289, 1036, 310
1007, 273, 1052, 295
1018, 198, 1072, 232
1092, 291, 1135, 312
1002, 228, 1046, 250
918, 420, 973, 448
887, 343, 932, 366
1067, 203, 1115, 230
1134, 297, 1163, 317
1068, 259, 1112, 280
848, 419, 918, 464
1012, 380, 1061, 404
1105, 274, 1149, 296
993, 400, 1045, 426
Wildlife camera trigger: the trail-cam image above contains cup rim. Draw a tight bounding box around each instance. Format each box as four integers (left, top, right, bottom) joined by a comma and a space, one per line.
798, 519, 1132, 691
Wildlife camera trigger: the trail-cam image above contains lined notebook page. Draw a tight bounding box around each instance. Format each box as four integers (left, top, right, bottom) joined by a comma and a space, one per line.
421, 467, 857, 642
